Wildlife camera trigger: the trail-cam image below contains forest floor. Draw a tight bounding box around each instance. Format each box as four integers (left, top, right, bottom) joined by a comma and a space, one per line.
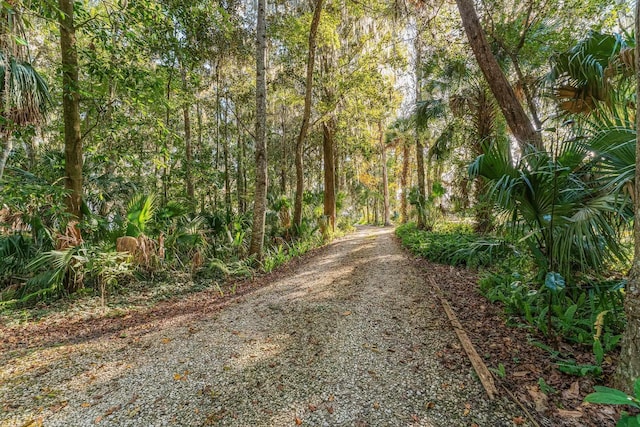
0, 226, 616, 426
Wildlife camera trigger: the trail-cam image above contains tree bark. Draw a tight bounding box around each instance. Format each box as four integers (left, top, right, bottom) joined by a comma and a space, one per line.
615, 0, 640, 393
0, 136, 12, 180
58, 0, 83, 219
455, 0, 542, 150
181, 66, 194, 202
293, 0, 325, 230
280, 106, 287, 195
248, 0, 268, 259
415, 37, 426, 229
379, 121, 390, 226
401, 139, 410, 223
322, 118, 336, 231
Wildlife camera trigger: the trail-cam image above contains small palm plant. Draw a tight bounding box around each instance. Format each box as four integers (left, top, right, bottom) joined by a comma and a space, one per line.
584, 378, 640, 427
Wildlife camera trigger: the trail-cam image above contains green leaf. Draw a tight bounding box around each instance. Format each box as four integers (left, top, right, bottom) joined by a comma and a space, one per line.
593, 339, 604, 365
585, 387, 633, 405
617, 414, 640, 427
634, 378, 640, 399
545, 272, 566, 292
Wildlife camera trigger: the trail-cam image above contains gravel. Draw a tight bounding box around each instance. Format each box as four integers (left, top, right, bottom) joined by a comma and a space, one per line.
1, 226, 526, 426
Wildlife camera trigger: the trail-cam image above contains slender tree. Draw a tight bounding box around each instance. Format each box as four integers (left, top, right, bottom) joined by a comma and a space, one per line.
455, 0, 542, 150
58, 0, 83, 218
616, 0, 640, 392
249, 0, 267, 258
293, 0, 325, 230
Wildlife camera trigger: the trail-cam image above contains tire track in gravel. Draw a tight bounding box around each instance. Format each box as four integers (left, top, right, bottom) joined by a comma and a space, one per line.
2, 226, 526, 427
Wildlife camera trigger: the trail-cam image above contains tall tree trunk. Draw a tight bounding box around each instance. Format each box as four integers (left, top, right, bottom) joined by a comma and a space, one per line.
415, 37, 426, 229
223, 102, 231, 216
181, 66, 194, 202
236, 115, 245, 214
455, 0, 542, 150
616, 0, 640, 393
379, 121, 390, 226
280, 106, 287, 195
249, 0, 268, 258
322, 118, 336, 231
401, 139, 410, 223
58, 0, 83, 219
293, 0, 325, 230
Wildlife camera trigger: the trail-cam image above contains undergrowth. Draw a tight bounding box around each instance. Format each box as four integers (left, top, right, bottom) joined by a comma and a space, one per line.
396, 220, 626, 377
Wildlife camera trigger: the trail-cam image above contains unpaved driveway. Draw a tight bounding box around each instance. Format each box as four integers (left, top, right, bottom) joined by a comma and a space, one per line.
1, 226, 524, 426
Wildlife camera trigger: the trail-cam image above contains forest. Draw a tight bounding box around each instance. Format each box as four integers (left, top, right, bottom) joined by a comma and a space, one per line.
1, 0, 640, 425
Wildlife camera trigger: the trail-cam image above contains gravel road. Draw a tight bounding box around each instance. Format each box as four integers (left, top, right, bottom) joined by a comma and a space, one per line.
1, 226, 525, 426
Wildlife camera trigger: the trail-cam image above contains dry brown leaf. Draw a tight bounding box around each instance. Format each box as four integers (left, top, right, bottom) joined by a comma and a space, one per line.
526, 385, 548, 413
342, 311, 352, 316
308, 404, 317, 412
95, 415, 103, 424
373, 402, 380, 410
326, 406, 334, 414
328, 395, 335, 402
562, 381, 580, 400
425, 401, 435, 409
295, 417, 302, 425
557, 409, 583, 418
513, 416, 525, 425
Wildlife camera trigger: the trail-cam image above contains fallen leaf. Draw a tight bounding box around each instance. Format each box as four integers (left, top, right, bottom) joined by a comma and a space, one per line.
94, 415, 103, 424
161, 338, 171, 344
342, 311, 352, 316
326, 406, 334, 414
425, 401, 435, 410
512, 371, 530, 378
562, 381, 580, 401
527, 385, 548, 413
373, 402, 380, 410
411, 414, 419, 422
328, 395, 335, 402
81, 402, 91, 408
295, 417, 302, 425
308, 404, 317, 412
557, 409, 582, 418
513, 416, 525, 425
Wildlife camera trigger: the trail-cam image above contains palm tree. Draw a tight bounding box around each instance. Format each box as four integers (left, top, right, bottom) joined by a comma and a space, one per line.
546, 31, 634, 115
470, 137, 626, 282
0, 4, 50, 180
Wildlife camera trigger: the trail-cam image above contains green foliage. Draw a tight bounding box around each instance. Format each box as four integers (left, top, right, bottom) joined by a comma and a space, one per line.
396, 222, 513, 268
126, 193, 157, 237
584, 378, 640, 427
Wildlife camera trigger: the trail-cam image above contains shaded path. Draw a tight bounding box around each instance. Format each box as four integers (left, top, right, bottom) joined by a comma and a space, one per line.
1, 227, 524, 426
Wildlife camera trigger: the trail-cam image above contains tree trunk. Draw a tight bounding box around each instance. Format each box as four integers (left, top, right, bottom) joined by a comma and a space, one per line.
379, 122, 390, 226
280, 106, 287, 195
248, 0, 268, 259
322, 118, 336, 231
236, 114, 245, 214
223, 102, 231, 216
616, 0, 640, 393
58, 0, 83, 219
181, 67, 194, 202
0, 135, 12, 180
455, 0, 542, 150
401, 139, 410, 223
415, 37, 426, 229
293, 0, 325, 230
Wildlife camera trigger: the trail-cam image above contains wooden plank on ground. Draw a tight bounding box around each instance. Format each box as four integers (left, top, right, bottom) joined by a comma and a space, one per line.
427, 276, 498, 400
